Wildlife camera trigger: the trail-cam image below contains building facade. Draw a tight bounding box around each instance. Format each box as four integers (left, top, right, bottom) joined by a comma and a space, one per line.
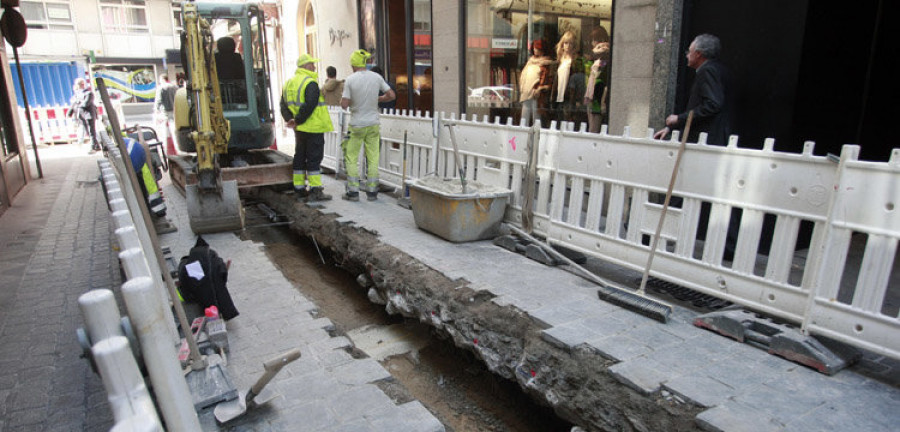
4, 0, 894, 163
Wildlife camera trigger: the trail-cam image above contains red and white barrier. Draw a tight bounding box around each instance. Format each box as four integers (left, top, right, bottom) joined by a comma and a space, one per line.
17, 100, 125, 145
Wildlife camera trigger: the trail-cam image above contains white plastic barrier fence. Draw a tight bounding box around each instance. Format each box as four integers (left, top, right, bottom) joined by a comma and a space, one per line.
328, 110, 900, 360
97, 154, 203, 430
92, 336, 162, 431
17, 100, 125, 146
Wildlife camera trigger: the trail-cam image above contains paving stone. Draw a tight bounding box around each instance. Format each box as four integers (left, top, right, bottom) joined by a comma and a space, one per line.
586, 333, 651, 362
579, 314, 635, 337
326, 384, 397, 419
663, 374, 738, 408
695, 404, 783, 432
731, 382, 827, 425
528, 304, 579, 329
270, 399, 338, 432
541, 322, 595, 351
329, 358, 392, 386
367, 401, 445, 432
608, 359, 668, 394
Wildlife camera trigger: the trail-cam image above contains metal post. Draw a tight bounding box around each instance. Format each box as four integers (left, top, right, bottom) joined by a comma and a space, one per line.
121, 277, 201, 431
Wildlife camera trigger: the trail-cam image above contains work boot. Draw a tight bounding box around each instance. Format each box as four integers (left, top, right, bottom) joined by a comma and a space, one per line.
342, 191, 360, 202
307, 187, 332, 202
295, 188, 308, 201
366, 192, 378, 201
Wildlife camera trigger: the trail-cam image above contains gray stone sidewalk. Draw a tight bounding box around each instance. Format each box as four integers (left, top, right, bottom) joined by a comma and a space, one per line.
1, 145, 444, 432
158, 178, 443, 431
0, 145, 116, 431
305, 175, 899, 432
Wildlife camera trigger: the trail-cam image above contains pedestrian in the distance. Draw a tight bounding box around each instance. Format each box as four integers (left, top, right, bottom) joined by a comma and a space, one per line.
370, 66, 396, 111
654, 33, 732, 145
340, 50, 395, 201
322, 66, 344, 107
69, 78, 100, 152
154, 74, 178, 149
280, 53, 335, 202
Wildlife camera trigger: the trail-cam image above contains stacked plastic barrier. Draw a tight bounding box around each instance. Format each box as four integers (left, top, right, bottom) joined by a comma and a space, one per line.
91, 130, 202, 431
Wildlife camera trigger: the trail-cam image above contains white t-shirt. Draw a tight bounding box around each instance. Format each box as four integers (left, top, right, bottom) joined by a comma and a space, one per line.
342, 70, 391, 127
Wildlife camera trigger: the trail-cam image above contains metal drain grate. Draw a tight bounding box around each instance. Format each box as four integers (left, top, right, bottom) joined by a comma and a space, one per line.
645, 277, 732, 310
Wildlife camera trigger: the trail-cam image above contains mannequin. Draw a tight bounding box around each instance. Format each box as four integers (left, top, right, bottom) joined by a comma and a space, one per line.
551, 31, 580, 122
584, 27, 611, 132
518, 39, 553, 126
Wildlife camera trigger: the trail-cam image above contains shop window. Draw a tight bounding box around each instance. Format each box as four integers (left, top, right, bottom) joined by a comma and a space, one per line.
19, 1, 75, 31
304, 3, 318, 59
412, 0, 433, 112
100, 0, 150, 34
466, 0, 612, 131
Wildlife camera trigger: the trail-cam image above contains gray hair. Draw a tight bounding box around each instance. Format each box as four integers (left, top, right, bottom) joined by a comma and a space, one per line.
692, 34, 721, 59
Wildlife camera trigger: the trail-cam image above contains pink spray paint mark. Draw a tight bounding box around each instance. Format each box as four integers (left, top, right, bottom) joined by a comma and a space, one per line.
509, 136, 517, 151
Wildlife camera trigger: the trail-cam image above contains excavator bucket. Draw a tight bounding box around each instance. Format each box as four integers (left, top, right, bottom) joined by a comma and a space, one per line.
186, 180, 244, 234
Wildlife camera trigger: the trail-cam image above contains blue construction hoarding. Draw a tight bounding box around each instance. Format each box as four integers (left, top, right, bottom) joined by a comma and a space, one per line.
9, 62, 85, 108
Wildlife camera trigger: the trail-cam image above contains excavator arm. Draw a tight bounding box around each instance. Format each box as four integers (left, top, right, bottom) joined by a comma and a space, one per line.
179, 1, 243, 233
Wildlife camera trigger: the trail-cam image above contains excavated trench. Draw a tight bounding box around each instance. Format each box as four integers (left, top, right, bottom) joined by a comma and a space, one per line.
242, 187, 704, 432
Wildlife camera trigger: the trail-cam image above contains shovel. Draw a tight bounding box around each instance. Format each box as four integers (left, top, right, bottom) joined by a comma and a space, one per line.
214, 348, 301, 423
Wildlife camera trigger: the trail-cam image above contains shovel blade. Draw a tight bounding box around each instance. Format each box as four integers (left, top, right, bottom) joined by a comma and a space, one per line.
251, 387, 278, 406
214, 390, 248, 423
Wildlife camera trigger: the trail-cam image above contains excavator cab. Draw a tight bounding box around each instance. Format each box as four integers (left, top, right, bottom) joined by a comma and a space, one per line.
174, 2, 275, 153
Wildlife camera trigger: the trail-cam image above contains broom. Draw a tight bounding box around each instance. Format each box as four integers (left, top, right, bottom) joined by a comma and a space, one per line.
598, 110, 695, 323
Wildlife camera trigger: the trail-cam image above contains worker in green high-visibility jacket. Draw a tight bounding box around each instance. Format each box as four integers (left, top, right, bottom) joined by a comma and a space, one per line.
280, 53, 334, 203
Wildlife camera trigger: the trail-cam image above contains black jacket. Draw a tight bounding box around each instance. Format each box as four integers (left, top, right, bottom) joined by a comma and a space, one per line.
676, 59, 732, 146
177, 236, 239, 320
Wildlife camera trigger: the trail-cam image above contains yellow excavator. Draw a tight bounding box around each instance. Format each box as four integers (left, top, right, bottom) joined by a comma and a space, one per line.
176, 1, 241, 234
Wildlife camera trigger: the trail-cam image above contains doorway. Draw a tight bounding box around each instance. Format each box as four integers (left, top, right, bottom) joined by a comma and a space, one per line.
365, 0, 433, 113
680, 0, 896, 161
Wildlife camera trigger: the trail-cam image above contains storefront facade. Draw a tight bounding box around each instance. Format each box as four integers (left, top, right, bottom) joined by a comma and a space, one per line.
464, 0, 614, 128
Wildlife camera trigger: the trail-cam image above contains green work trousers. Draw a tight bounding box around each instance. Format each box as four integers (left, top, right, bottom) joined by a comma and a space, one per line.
344, 124, 381, 193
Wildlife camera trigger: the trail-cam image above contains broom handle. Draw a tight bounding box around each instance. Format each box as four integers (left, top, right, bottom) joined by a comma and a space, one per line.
445, 124, 467, 194
638, 111, 694, 295
401, 131, 408, 194
508, 224, 616, 288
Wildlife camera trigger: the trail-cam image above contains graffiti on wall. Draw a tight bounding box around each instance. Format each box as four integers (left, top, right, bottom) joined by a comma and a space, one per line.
329, 28, 351, 47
